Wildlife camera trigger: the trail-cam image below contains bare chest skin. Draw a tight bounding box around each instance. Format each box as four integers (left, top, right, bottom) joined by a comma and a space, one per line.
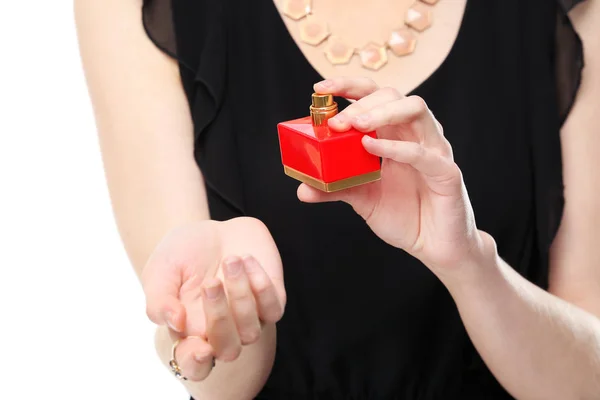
272, 0, 468, 95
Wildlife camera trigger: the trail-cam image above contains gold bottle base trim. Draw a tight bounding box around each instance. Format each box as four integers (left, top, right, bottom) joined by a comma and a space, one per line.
284, 166, 381, 192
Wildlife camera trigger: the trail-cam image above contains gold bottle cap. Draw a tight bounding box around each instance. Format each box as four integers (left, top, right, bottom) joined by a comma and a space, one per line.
311, 93, 334, 108
310, 93, 338, 126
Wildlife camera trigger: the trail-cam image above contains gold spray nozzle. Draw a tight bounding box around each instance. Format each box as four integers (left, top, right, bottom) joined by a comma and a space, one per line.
310, 93, 338, 126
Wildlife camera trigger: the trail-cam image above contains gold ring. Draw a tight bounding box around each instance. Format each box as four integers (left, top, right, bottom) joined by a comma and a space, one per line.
169, 338, 187, 380
169, 336, 216, 380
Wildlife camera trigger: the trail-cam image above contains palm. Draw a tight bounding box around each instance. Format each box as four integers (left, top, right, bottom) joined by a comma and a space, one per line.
350, 124, 474, 268
300, 122, 475, 269
149, 217, 283, 337
358, 157, 422, 248
299, 78, 483, 272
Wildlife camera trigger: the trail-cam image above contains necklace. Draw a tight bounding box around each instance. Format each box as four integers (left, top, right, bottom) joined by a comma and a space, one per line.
279, 0, 440, 71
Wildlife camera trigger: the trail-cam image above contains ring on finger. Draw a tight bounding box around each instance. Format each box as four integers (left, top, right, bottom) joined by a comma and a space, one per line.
169, 337, 216, 380
169, 338, 188, 380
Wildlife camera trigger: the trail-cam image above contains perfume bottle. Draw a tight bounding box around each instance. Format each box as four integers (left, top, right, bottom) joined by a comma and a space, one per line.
277, 93, 381, 192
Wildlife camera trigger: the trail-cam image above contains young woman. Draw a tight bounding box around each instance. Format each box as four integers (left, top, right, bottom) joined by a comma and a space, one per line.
75, 0, 600, 398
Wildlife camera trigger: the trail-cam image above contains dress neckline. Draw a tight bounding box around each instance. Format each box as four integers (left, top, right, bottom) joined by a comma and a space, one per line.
267, 0, 473, 99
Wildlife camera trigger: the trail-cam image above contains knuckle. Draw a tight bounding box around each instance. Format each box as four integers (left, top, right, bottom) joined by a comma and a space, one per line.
231, 217, 269, 242
404, 144, 425, 165
435, 162, 462, 186
441, 138, 453, 158
436, 120, 445, 136
408, 95, 428, 114
230, 288, 253, 303
411, 144, 425, 160
381, 140, 397, 156
329, 76, 344, 85
450, 162, 463, 180
380, 86, 401, 99
364, 77, 379, 89
388, 140, 401, 152
240, 327, 261, 345
208, 307, 230, 324
343, 103, 365, 117
219, 344, 242, 362
438, 169, 463, 189
243, 216, 268, 232
145, 304, 160, 324
253, 278, 273, 297
375, 105, 393, 125
232, 296, 257, 319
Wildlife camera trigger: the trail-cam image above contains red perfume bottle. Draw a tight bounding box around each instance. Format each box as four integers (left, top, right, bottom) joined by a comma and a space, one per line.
277, 93, 381, 192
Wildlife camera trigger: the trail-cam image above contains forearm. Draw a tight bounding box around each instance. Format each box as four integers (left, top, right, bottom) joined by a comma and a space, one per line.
155, 324, 276, 400
76, 1, 275, 396
101, 131, 209, 276
446, 233, 600, 400
75, 0, 210, 276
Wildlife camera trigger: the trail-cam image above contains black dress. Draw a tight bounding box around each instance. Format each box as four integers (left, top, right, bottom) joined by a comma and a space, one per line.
142, 1, 587, 398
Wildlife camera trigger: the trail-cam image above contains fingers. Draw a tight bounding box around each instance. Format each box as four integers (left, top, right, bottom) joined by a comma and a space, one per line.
362, 138, 436, 174
202, 278, 242, 362
328, 87, 404, 132
355, 96, 440, 141
175, 272, 213, 337
201, 255, 284, 364
173, 336, 215, 382
242, 255, 285, 324
352, 96, 427, 130
142, 263, 186, 333
314, 76, 379, 100
222, 257, 261, 345
165, 254, 287, 382
362, 136, 462, 197
313, 78, 440, 145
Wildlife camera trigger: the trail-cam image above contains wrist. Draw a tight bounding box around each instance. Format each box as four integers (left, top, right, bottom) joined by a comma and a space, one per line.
435, 230, 503, 295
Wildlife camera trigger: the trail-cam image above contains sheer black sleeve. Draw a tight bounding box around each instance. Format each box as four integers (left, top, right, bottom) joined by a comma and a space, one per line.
142, 0, 215, 75
555, 0, 586, 125
141, 0, 228, 140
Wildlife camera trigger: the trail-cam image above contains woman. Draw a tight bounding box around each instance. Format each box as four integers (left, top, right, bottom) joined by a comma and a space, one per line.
75, 0, 600, 398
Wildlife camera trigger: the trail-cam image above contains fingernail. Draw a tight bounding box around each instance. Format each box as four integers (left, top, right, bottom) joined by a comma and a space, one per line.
241, 255, 258, 272
317, 79, 332, 88
354, 114, 370, 125
331, 113, 347, 124
204, 284, 221, 300
166, 312, 179, 332
363, 135, 374, 143
224, 258, 242, 277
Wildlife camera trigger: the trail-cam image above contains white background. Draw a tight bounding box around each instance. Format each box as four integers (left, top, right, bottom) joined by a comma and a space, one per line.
0, 2, 189, 399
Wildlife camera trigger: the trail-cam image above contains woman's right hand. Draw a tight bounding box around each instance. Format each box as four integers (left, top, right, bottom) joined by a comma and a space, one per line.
140, 217, 286, 381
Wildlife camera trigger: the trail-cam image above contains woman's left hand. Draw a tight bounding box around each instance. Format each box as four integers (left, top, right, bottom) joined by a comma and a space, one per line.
298, 77, 489, 276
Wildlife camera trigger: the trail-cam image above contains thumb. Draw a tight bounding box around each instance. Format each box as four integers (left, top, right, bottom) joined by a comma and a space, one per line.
296, 182, 372, 210
141, 261, 187, 333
